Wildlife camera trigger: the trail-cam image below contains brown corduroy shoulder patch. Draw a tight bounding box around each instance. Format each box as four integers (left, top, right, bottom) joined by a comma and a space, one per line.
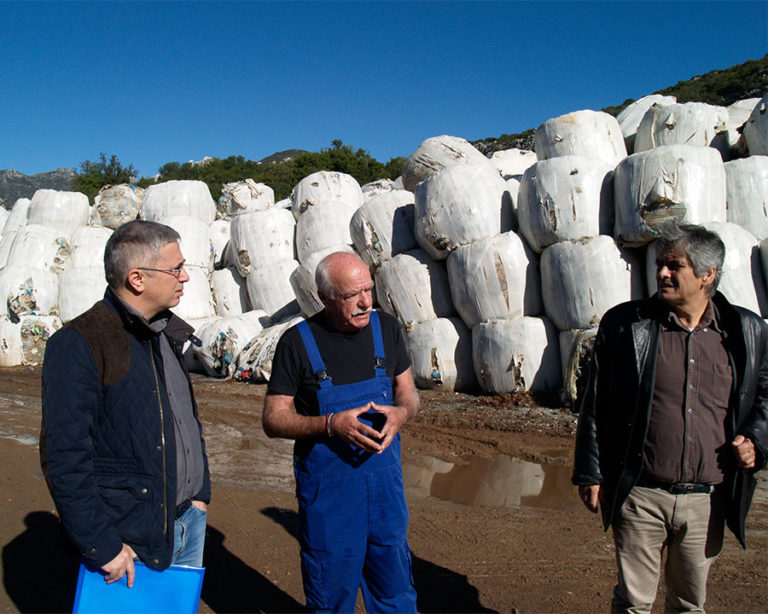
65, 302, 131, 387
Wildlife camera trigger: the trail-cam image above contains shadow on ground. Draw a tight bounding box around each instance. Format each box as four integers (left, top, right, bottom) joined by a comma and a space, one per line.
262, 506, 496, 613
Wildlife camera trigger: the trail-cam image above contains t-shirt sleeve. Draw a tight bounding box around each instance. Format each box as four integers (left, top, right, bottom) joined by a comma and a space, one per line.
266, 327, 304, 397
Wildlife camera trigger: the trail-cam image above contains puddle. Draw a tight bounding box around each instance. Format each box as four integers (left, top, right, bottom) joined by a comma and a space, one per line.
0, 391, 42, 446
404, 453, 580, 511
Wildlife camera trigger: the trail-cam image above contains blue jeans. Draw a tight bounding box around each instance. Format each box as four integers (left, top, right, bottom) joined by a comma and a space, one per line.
172, 503, 207, 567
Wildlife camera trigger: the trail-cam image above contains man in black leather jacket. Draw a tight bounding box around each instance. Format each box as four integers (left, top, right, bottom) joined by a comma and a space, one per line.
572, 223, 768, 613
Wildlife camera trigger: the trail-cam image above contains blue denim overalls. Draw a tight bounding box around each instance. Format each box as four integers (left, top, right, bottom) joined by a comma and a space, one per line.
294, 311, 417, 613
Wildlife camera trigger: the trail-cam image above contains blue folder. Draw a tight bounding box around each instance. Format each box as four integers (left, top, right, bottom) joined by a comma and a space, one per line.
72, 560, 205, 614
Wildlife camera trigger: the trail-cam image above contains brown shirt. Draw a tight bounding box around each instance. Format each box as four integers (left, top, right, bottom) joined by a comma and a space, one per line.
643, 301, 732, 485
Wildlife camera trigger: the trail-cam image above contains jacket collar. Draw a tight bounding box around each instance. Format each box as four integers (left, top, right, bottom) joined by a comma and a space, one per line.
102, 287, 196, 344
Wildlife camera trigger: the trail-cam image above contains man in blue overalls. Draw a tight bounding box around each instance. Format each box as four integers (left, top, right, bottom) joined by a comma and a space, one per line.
264, 251, 419, 613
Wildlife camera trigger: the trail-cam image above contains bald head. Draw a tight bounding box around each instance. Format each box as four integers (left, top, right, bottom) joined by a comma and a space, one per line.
315, 252, 369, 298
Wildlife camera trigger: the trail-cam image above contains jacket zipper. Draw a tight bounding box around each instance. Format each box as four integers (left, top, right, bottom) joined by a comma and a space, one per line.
148, 342, 169, 535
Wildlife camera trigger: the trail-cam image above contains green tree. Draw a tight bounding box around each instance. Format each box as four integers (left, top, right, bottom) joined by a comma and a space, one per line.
72, 153, 138, 203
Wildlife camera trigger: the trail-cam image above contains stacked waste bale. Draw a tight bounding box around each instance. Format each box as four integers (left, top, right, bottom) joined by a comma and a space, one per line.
59, 226, 112, 322
94, 184, 145, 229
290, 171, 364, 318
524, 111, 637, 401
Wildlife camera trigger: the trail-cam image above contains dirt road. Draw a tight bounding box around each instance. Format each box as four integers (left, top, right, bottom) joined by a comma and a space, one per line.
1, 367, 766, 612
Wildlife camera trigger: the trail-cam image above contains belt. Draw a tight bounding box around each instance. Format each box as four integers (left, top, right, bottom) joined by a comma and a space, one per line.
175, 499, 192, 518
636, 477, 713, 495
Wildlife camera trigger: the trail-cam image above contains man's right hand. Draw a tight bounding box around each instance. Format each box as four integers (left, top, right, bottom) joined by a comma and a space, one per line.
331, 403, 384, 453
578, 484, 601, 514
101, 543, 137, 587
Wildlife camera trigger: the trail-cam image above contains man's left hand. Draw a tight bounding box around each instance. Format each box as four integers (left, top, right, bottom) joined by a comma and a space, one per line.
369, 402, 409, 453
732, 435, 756, 469
191, 500, 207, 512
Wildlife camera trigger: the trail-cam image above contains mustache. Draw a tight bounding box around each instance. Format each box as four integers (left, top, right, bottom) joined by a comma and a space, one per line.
352, 307, 373, 316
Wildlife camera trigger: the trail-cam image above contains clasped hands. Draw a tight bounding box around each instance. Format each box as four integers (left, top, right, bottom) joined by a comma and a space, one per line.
331, 402, 407, 453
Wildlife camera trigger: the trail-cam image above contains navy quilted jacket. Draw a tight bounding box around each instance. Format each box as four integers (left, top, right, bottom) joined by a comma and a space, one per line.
40, 288, 210, 570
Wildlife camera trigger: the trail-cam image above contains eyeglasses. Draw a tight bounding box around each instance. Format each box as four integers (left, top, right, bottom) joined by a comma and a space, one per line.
137, 263, 186, 278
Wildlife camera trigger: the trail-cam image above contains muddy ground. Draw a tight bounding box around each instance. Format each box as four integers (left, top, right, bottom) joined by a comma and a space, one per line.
0, 366, 766, 613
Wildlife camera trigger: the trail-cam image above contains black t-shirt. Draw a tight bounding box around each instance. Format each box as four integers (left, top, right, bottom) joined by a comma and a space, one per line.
268, 309, 410, 417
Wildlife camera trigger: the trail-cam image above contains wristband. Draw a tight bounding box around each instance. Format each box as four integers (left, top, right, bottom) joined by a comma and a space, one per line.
326, 413, 334, 438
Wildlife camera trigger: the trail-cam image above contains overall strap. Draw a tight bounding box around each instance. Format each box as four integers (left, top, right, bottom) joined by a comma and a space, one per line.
297, 321, 334, 390
369, 311, 387, 376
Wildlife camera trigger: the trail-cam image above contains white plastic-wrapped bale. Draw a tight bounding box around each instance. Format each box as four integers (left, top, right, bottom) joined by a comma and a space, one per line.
182, 317, 219, 373
406, 317, 476, 392
192, 310, 271, 377
291, 171, 364, 219
401, 135, 490, 192
142, 180, 217, 225
614, 145, 726, 246
0, 208, 9, 235
26, 189, 90, 238
0, 232, 15, 269
219, 179, 274, 216
616, 95, 677, 154
19, 315, 61, 366
157, 215, 214, 271
209, 219, 232, 268
67, 226, 113, 271
534, 110, 627, 166
447, 232, 541, 328
634, 102, 729, 159
504, 177, 521, 232
290, 264, 324, 318
229, 208, 296, 277
472, 316, 561, 393
6, 225, 70, 273
725, 98, 761, 157
235, 315, 305, 382
414, 163, 512, 260
171, 265, 215, 321
349, 190, 417, 267
0, 317, 23, 366
3, 198, 30, 236
210, 267, 250, 316
361, 178, 396, 199
705, 223, 767, 316
94, 184, 144, 229
559, 328, 598, 408
743, 94, 768, 156
276, 197, 292, 210
725, 157, 768, 240
375, 249, 454, 330
541, 236, 644, 331
0, 266, 59, 319
517, 156, 614, 253
489, 149, 537, 179
58, 267, 106, 322
296, 200, 358, 265
246, 259, 300, 321
301, 244, 357, 276
88, 205, 102, 227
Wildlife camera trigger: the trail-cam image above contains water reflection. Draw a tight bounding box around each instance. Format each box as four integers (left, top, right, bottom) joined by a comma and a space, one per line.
404, 453, 579, 510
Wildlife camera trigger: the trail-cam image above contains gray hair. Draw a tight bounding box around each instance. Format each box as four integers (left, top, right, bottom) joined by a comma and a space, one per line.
657, 222, 725, 297
104, 220, 180, 290
315, 255, 336, 298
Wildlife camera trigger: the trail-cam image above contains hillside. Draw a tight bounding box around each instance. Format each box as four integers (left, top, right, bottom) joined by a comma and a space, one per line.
472, 53, 768, 155
0, 168, 76, 208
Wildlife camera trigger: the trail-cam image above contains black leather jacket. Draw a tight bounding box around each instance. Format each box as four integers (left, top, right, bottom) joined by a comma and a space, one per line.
572, 292, 768, 547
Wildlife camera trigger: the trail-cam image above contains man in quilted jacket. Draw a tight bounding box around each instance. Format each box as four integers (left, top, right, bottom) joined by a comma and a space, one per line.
572, 222, 768, 612
41, 220, 210, 587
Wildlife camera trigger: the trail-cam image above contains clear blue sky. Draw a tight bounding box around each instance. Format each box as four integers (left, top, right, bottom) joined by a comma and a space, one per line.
2, 1, 766, 178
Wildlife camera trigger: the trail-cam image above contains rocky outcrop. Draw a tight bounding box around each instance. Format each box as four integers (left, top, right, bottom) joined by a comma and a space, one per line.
0, 168, 75, 209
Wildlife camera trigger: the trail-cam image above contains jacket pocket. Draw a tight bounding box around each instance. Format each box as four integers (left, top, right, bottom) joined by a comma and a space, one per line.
95, 471, 153, 546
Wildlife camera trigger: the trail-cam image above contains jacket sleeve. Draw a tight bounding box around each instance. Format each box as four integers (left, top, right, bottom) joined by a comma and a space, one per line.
40, 328, 124, 568
738, 318, 768, 471
571, 321, 606, 486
